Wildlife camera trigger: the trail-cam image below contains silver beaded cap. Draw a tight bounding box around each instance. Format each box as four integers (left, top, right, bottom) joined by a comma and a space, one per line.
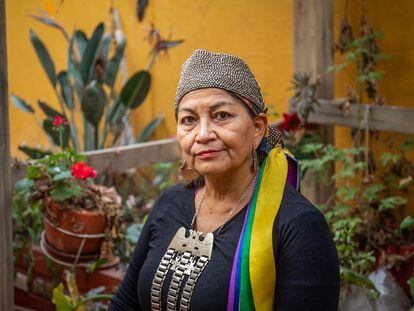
174, 49, 265, 116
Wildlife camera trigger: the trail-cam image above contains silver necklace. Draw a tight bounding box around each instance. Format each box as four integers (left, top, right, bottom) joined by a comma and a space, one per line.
150, 175, 256, 311
190, 174, 256, 235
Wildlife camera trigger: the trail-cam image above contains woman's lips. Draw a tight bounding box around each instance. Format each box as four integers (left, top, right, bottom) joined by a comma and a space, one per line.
196, 150, 222, 158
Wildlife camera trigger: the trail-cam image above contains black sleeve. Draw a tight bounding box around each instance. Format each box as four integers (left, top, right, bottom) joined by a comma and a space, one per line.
109, 197, 161, 310
274, 206, 340, 311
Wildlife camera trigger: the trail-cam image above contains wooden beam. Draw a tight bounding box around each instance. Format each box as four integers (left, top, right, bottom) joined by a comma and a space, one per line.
83, 138, 181, 174
308, 99, 414, 135
0, 0, 15, 309
293, 0, 334, 204
11, 139, 181, 184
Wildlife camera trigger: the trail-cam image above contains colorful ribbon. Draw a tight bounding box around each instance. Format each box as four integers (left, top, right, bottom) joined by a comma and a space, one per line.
227, 147, 299, 310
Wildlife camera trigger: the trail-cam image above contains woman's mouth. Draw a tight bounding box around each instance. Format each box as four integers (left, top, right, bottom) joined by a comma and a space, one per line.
196, 149, 222, 159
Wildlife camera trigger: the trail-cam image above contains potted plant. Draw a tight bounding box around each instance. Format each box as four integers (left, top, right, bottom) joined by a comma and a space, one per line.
14, 115, 122, 264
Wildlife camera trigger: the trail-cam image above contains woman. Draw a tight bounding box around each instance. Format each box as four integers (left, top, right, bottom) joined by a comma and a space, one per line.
109, 49, 339, 311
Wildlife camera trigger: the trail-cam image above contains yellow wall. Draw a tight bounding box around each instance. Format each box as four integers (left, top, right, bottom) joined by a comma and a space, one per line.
334, 0, 414, 215
7, 1, 414, 214
6, 0, 293, 155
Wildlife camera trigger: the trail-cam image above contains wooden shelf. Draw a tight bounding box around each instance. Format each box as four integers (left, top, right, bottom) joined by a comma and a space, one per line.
303, 99, 414, 135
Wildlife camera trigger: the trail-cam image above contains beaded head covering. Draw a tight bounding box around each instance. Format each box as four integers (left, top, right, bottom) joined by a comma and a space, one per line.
174, 49, 281, 152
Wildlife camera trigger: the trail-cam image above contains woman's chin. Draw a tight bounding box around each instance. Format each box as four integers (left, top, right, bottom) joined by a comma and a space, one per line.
195, 164, 230, 177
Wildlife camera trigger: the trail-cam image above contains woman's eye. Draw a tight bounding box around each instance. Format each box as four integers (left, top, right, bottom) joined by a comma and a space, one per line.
215, 112, 231, 120
181, 116, 195, 125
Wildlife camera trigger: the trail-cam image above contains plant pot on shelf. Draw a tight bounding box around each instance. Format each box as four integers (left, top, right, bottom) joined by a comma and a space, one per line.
43, 198, 107, 255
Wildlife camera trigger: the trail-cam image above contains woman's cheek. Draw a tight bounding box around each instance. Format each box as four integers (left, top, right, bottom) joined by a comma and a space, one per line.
177, 131, 193, 156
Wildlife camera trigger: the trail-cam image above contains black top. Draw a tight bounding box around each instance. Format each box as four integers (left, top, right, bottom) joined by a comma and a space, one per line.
109, 183, 340, 311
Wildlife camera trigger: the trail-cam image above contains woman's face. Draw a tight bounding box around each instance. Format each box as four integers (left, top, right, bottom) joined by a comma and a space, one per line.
176, 88, 267, 178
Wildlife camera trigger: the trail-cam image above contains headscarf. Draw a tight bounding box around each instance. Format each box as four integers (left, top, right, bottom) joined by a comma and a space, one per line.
175, 49, 300, 310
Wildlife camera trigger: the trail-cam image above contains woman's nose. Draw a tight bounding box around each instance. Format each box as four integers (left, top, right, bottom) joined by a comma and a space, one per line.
196, 119, 216, 143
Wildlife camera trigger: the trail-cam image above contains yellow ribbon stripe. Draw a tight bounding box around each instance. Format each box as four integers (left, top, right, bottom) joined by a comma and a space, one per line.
249, 147, 288, 310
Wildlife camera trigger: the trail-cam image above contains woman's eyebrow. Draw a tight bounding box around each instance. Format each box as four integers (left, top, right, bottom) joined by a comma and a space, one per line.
177, 107, 196, 114
210, 101, 233, 110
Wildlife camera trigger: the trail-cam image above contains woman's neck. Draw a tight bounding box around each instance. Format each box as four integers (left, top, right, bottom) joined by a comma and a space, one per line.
202, 161, 256, 203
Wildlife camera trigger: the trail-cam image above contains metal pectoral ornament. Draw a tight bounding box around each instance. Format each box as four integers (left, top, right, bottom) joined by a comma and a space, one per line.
150, 227, 214, 311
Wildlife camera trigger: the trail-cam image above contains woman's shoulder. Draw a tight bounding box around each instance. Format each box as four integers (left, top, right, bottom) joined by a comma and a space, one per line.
158, 182, 194, 201
276, 183, 330, 236
149, 182, 195, 219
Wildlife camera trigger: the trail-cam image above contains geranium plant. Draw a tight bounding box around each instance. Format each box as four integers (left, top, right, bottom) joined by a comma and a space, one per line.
13, 117, 123, 283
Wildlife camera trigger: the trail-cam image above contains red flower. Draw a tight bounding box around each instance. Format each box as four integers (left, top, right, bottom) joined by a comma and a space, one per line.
52, 115, 68, 128
71, 162, 97, 180
280, 112, 301, 132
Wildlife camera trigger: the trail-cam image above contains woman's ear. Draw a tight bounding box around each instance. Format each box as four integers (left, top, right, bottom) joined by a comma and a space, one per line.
253, 113, 268, 148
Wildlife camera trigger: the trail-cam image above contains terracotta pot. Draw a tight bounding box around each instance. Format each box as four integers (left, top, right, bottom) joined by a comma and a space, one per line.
43, 200, 106, 255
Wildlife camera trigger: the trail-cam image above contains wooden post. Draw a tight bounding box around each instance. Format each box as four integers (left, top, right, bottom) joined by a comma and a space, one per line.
0, 0, 14, 309
293, 0, 334, 204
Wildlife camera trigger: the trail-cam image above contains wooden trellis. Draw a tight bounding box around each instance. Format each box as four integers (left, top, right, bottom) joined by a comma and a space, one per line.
291, 0, 414, 204
11, 138, 181, 184
306, 99, 414, 135
293, 0, 334, 203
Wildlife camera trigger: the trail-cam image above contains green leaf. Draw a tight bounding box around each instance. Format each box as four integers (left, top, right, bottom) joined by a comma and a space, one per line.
43, 118, 70, 148
18, 145, 52, 159
90, 33, 112, 84
142, 214, 148, 224
52, 283, 73, 310
106, 97, 126, 126
87, 258, 108, 274
57, 71, 74, 109
398, 140, 414, 152
337, 187, 358, 201
14, 178, 35, 193
408, 274, 414, 298
68, 32, 83, 98
27, 165, 42, 179
104, 39, 126, 87
50, 181, 83, 202
74, 30, 88, 58
358, 74, 369, 82
379, 196, 407, 211
98, 33, 112, 62
38, 100, 63, 118
362, 184, 385, 203
84, 286, 105, 297
368, 70, 385, 81
340, 267, 375, 289
29, 29, 56, 86
80, 23, 104, 84
120, 71, 151, 109
47, 166, 62, 174
53, 171, 72, 181
11, 94, 35, 113
126, 223, 144, 244
81, 81, 107, 126
345, 52, 357, 61
373, 52, 392, 61
326, 63, 347, 73
83, 116, 95, 151
381, 153, 399, 166
400, 216, 414, 231
137, 115, 164, 142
